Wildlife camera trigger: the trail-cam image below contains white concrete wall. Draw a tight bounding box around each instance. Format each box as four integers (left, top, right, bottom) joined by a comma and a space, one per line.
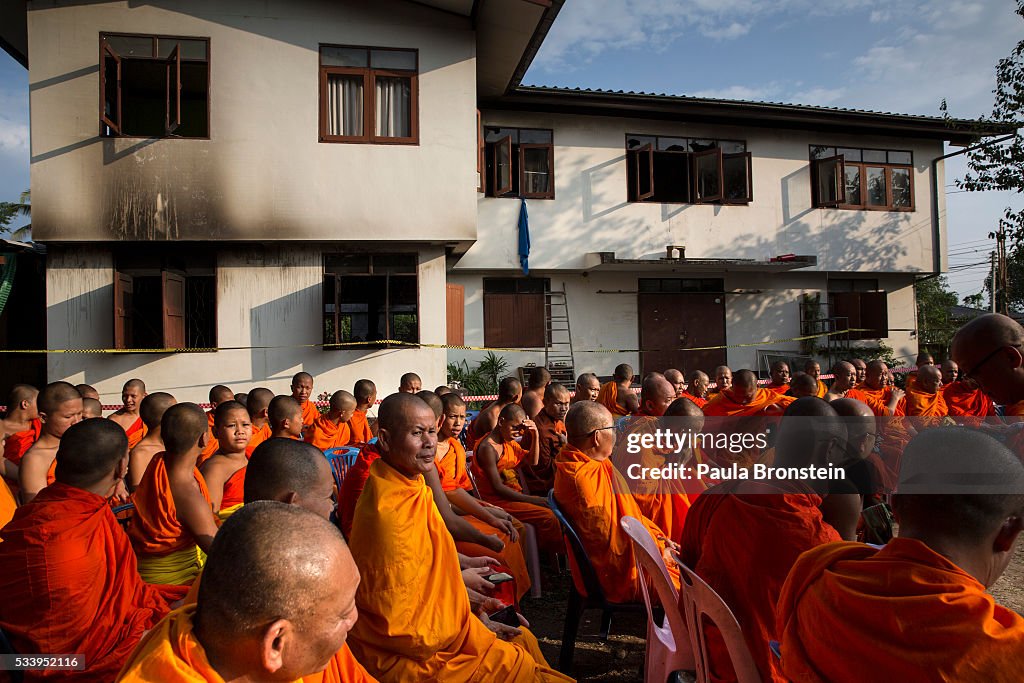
460, 111, 944, 274
46, 245, 448, 404
28, 0, 477, 242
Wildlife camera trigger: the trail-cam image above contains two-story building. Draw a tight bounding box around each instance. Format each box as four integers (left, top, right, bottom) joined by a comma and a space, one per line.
1, 0, 1008, 401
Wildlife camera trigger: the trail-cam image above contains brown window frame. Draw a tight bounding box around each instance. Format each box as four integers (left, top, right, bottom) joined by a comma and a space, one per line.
322, 253, 420, 349
99, 32, 210, 139
828, 279, 889, 340
483, 127, 555, 200
482, 278, 549, 348
318, 45, 419, 145
810, 146, 914, 212
625, 135, 750, 205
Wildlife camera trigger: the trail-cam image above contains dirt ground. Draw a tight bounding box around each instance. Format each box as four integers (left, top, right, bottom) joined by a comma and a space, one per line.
523, 544, 1024, 683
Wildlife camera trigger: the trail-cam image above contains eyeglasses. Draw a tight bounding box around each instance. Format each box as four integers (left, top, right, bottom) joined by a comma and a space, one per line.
962, 345, 1022, 381
568, 425, 616, 439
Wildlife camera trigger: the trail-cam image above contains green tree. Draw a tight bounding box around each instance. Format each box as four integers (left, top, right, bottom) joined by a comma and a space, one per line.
962, 291, 986, 309
0, 190, 31, 241
916, 276, 961, 354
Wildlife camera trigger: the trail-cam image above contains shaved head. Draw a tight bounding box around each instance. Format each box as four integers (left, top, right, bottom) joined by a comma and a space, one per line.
291, 372, 313, 386
915, 352, 934, 366
246, 388, 274, 416
613, 364, 634, 382
245, 438, 333, 506
330, 390, 357, 412
434, 386, 453, 396
268, 396, 302, 427
354, 380, 376, 404
82, 397, 103, 419
75, 384, 99, 401
416, 390, 444, 419
377, 392, 430, 432
161, 403, 208, 455
498, 403, 526, 423
714, 366, 732, 390
140, 392, 177, 429
6, 384, 37, 411
38, 381, 82, 416
574, 373, 600, 402
733, 369, 757, 389
831, 362, 857, 392
664, 369, 684, 384
214, 400, 248, 426
54, 418, 128, 488
666, 397, 703, 417
940, 359, 959, 384
917, 365, 942, 394
123, 379, 146, 393
789, 372, 818, 398
951, 314, 1024, 404
565, 401, 614, 445
528, 367, 551, 390
640, 375, 676, 417
209, 385, 234, 406
830, 397, 877, 462
399, 373, 422, 393
497, 377, 522, 403
442, 393, 466, 412
773, 398, 846, 471
544, 383, 571, 402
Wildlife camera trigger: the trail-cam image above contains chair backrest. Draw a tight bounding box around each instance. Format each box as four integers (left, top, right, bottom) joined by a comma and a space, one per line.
547, 490, 607, 602
110, 502, 135, 516
673, 553, 762, 683
620, 516, 693, 667
111, 502, 135, 532
464, 451, 482, 498
324, 447, 360, 491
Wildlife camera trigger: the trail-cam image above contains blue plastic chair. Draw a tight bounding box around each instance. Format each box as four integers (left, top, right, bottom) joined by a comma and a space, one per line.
111, 502, 135, 532
324, 447, 361, 492
547, 490, 646, 674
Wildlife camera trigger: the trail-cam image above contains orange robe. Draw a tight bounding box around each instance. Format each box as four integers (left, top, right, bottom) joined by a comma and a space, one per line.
679, 391, 707, 408
128, 453, 212, 579
338, 443, 381, 538
1006, 401, 1024, 457
471, 440, 563, 553
680, 481, 841, 682
348, 409, 373, 445
347, 459, 571, 682
299, 399, 320, 427
197, 412, 219, 465
844, 387, 890, 416
246, 422, 272, 457
814, 379, 828, 398
0, 477, 16, 531
853, 383, 896, 416
306, 415, 353, 451
702, 390, 793, 469
520, 411, 565, 494
0, 483, 185, 682
777, 537, 1024, 682
942, 382, 996, 417
436, 437, 531, 600
554, 443, 679, 603
303, 644, 380, 683
220, 465, 246, 510
125, 417, 147, 450
702, 388, 794, 417
597, 381, 631, 416
3, 418, 41, 466
899, 388, 948, 418
766, 383, 789, 397
905, 372, 920, 392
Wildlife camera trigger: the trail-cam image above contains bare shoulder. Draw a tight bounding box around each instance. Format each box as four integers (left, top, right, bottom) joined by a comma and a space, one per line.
108, 411, 134, 428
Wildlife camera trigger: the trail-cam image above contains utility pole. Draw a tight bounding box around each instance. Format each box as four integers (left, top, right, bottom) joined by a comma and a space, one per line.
989, 222, 1009, 315
990, 250, 997, 313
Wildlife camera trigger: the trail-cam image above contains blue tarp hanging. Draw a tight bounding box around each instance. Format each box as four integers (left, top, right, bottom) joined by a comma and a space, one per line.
518, 198, 530, 275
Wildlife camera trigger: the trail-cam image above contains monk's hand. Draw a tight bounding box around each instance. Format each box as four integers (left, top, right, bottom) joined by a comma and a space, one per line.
891, 388, 906, 401
469, 592, 504, 613
462, 554, 500, 570
521, 418, 539, 435
482, 533, 505, 553
479, 608, 524, 640
462, 567, 496, 594
491, 515, 519, 542
111, 479, 130, 504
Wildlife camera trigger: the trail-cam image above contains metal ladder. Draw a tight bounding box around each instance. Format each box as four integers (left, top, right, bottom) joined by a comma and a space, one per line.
545, 284, 576, 384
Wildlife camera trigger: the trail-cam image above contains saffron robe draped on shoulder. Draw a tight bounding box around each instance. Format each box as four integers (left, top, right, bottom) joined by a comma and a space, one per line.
852, 383, 896, 416
679, 392, 707, 408
307, 416, 352, 451
197, 412, 219, 466
302, 644, 380, 683
435, 437, 531, 600
521, 412, 565, 495
349, 409, 373, 445
0, 483, 185, 682
220, 466, 246, 510
815, 380, 828, 398
702, 389, 794, 418
246, 422, 272, 457
338, 443, 381, 538
843, 387, 889, 416
470, 440, 563, 553
128, 453, 211, 585
942, 382, 996, 417
597, 382, 631, 416
347, 459, 572, 682
3, 418, 41, 466
766, 383, 789, 397
701, 390, 793, 469
554, 443, 679, 602
125, 417, 147, 450
777, 538, 1024, 683
680, 481, 841, 682
0, 477, 16, 530
300, 400, 320, 427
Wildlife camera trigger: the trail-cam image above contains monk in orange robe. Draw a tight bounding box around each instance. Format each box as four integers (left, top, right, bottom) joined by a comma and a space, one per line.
852, 359, 904, 416
129, 403, 218, 585
338, 440, 382, 538
0, 419, 185, 682
467, 377, 522, 451
346, 393, 571, 682
2, 384, 39, 479
521, 366, 551, 419
903, 351, 935, 393
764, 361, 791, 396
437, 393, 531, 600
702, 370, 793, 468
350, 379, 377, 445
128, 392, 176, 492
942, 359, 997, 417
663, 368, 687, 398
19, 382, 83, 504
850, 357, 867, 385
778, 427, 1024, 682
678, 370, 709, 408
196, 385, 234, 465
597, 363, 638, 416
555, 401, 680, 603
198, 401, 251, 513
472, 403, 564, 553
269, 395, 305, 440
109, 379, 148, 449
291, 371, 320, 433
307, 391, 356, 451
572, 372, 601, 404
802, 360, 828, 397
119, 501, 370, 682
243, 387, 274, 456
681, 397, 846, 682
521, 383, 569, 494
399, 372, 423, 394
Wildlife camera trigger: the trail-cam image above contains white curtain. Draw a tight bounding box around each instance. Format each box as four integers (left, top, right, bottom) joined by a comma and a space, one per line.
375, 77, 410, 138
327, 75, 363, 137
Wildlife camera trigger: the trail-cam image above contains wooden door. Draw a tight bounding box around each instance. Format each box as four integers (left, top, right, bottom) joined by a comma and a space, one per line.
638, 293, 727, 377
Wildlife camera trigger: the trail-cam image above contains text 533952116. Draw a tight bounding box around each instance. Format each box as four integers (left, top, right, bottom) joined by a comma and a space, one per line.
0, 655, 86, 670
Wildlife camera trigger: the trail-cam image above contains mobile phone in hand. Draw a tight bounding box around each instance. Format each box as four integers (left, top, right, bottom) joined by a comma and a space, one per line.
486, 572, 514, 585
488, 605, 519, 627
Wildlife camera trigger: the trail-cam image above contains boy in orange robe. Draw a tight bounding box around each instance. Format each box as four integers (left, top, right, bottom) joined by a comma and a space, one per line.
765, 361, 791, 396
244, 387, 274, 456
350, 379, 377, 445
466, 377, 523, 451
555, 401, 680, 603
307, 391, 357, 451
0, 419, 185, 682
196, 385, 234, 465
198, 401, 252, 513
109, 379, 148, 449
118, 502, 368, 682
129, 404, 218, 585
472, 403, 563, 553
2, 384, 39, 479
346, 394, 571, 682
19, 382, 83, 504
597, 363, 638, 416
802, 360, 828, 397
269, 395, 305, 440
521, 366, 551, 419
292, 371, 319, 432
128, 392, 176, 492
778, 427, 1024, 682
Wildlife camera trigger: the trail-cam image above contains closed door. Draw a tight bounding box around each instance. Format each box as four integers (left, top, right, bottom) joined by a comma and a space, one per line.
638, 293, 727, 377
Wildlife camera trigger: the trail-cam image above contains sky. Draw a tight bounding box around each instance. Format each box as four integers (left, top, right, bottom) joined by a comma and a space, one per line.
0, 0, 1020, 301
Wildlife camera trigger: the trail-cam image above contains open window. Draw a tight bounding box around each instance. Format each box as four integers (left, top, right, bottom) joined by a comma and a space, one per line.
484, 128, 554, 199
722, 152, 753, 203
493, 135, 513, 197
626, 135, 750, 205
693, 148, 723, 203
99, 34, 209, 138
812, 154, 845, 208
811, 146, 914, 211
323, 254, 419, 348
633, 143, 654, 201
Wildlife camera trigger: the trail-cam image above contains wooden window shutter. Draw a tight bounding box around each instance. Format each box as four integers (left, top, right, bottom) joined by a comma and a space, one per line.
859, 292, 889, 339
830, 292, 861, 337
114, 271, 133, 349
162, 271, 186, 348
446, 283, 465, 347
483, 293, 515, 348
100, 40, 122, 134
165, 42, 182, 135
635, 143, 654, 200
515, 293, 546, 348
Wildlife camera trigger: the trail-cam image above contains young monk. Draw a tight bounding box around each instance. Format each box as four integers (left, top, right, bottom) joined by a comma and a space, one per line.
521, 366, 551, 419
435, 385, 453, 396
466, 376, 522, 450
244, 387, 274, 456
597, 363, 638, 416
1, 384, 39, 480
19, 381, 83, 503
82, 397, 104, 418
436, 393, 532, 600
109, 379, 148, 449
233, 392, 247, 405
778, 428, 1024, 681
199, 401, 252, 515
398, 372, 422, 393
350, 379, 376, 444
129, 403, 218, 585
555, 401, 680, 602
306, 391, 357, 451
128, 392, 177, 491
766, 361, 791, 396
291, 371, 319, 430
75, 383, 100, 401
572, 372, 601, 403
803, 360, 828, 398
521, 383, 569, 494
680, 370, 710, 408
346, 393, 571, 682
472, 403, 563, 553
197, 385, 235, 464
119, 502, 363, 683
0, 419, 186, 682
268, 395, 304, 440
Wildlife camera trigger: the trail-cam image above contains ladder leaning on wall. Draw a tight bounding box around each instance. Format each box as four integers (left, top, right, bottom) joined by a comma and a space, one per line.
544, 284, 576, 384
